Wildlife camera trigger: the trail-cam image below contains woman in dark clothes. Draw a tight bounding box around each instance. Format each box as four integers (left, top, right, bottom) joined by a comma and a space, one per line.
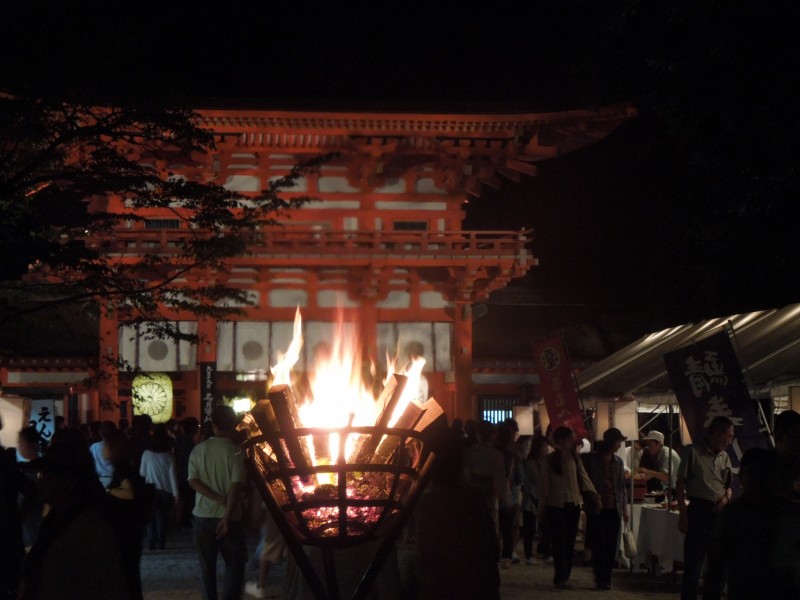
18, 429, 128, 599
104, 429, 150, 600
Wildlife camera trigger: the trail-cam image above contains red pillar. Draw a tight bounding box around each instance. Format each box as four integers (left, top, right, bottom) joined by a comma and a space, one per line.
453, 302, 473, 421
190, 317, 218, 420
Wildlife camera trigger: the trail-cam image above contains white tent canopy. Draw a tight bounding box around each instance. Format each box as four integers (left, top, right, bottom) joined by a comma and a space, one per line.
575, 303, 800, 402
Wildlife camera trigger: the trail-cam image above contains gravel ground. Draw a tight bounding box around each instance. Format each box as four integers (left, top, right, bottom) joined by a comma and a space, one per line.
141, 528, 681, 599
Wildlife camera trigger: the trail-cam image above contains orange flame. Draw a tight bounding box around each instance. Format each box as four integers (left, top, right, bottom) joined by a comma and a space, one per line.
270, 307, 303, 386
268, 308, 426, 479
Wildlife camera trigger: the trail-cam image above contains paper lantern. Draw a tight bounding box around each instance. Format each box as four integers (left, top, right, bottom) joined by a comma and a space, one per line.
132, 373, 173, 424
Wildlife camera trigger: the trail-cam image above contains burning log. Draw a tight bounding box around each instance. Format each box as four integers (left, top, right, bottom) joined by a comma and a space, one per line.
371, 397, 445, 466
411, 398, 445, 433
348, 374, 408, 466
251, 384, 316, 484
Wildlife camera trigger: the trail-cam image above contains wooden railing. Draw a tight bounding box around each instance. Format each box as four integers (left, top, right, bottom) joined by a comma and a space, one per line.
98, 228, 534, 262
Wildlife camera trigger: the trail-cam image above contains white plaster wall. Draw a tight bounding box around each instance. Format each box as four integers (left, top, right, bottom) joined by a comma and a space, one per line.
318, 290, 358, 308
376, 322, 453, 372
238, 322, 270, 372
215, 290, 260, 308
268, 175, 308, 192
139, 327, 176, 372
217, 322, 234, 371
178, 321, 198, 370
433, 323, 453, 371
118, 321, 197, 372
376, 323, 397, 372
318, 177, 359, 193
396, 323, 435, 373
300, 200, 360, 210
375, 178, 406, 194
269, 289, 308, 308
420, 291, 448, 309
415, 178, 447, 194
224, 175, 261, 192
377, 291, 411, 309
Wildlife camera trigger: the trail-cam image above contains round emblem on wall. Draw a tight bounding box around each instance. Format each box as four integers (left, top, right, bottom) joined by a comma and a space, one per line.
538, 346, 562, 372
147, 340, 169, 361
242, 340, 264, 361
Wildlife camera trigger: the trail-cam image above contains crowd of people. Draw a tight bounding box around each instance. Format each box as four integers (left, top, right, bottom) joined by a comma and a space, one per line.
2, 406, 799, 599
0, 411, 206, 599
424, 412, 800, 598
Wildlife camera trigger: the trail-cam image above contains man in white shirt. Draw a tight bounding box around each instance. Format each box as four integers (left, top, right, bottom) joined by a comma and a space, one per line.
89, 420, 116, 488
188, 405, 247, 600
637, 430, 681, 492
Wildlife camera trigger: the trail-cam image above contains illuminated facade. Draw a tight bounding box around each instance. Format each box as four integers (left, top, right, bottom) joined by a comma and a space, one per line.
1, 104, 633, 423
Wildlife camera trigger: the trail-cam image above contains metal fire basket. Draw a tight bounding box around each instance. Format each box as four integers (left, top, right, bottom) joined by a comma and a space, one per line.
238, 381, 439, 600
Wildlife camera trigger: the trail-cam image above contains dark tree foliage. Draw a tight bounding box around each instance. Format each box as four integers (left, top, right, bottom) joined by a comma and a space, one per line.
0, 92, 325, 344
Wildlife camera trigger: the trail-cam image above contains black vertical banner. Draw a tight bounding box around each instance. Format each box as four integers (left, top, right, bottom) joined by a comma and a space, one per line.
67, 389, 79, 426
663, 330, 768, 471
199, 362, 216, 423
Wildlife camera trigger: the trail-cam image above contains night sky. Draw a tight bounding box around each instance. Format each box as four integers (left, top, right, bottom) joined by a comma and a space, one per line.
3, 1, 800, 342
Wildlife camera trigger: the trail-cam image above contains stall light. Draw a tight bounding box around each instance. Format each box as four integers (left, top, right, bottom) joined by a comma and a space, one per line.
679, 410, 693, 445
536, 402, 550, 434
593, 399, 638, 441
513, 405, 535, 436
232, 397, 253, 414
594, 400, 612, 439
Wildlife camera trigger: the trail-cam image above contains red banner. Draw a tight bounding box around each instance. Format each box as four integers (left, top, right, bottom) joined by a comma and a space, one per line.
533, 335, 589, 439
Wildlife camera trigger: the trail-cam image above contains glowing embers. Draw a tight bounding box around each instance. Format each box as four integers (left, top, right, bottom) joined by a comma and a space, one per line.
241, 381, 435, 544
297, 472, 391, 537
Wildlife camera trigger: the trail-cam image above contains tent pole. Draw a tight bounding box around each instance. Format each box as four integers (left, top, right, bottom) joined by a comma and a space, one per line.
628, 439, 636, 572
667, 404, 674, 504
563, 332, 592, 439
727, 320, 776, 448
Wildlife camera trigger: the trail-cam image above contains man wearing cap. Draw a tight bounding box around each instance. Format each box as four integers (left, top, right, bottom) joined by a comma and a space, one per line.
637, 430, 681, 494
583, 428, 629, 591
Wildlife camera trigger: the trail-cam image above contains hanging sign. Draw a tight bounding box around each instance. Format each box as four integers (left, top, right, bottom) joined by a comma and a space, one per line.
29, 399, 56, 447
532, 334, 589, 439
199, 362, 216, 423
663, 330, 768, 471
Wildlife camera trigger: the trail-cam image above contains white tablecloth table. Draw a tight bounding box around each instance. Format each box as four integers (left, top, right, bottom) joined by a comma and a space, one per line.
618, 503, 684, 572
635, 504, 684, 571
